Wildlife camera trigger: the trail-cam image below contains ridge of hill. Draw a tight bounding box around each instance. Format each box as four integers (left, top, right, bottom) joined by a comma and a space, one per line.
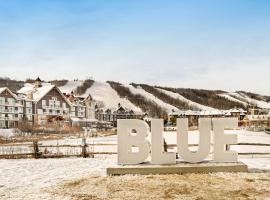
2, 77, 270, 117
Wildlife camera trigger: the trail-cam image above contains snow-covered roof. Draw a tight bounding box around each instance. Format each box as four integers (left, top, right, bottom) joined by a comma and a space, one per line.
0, 87, 7, 94
225, 108, 247, 116
33, 85, 55, 102
0, 87, 18, 99
17, 84, 34, 94
17, 83, 72, 106
100, 106, 143, 114
17, 82, 50, 94
18, 84, 55, 102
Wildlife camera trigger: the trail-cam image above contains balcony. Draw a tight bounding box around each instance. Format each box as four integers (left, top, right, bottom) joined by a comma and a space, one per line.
0, 110, 23, 114
0, 102, 23, 107
42, 105, 69, 112
0, 117, 20, 121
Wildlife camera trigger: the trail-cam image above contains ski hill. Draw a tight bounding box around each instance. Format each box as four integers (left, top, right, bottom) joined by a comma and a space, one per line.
4, 77, 270, 116
57, 79, 270, 116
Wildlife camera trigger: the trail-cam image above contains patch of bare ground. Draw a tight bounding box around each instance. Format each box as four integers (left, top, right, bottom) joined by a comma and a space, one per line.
50, 172, 270, 200
96, 130, 116, 137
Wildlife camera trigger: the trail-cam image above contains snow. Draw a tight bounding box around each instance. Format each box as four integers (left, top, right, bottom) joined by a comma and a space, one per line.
228, 92, 270, 109
33, 85, 55, 101
58, 80, 84, 94
218, 93, 248, 106
17, 84, 55, 102
0, 130, 269, 199
17, 83, 34, 94
82, 81, 142, 112
240, 158, 270, 170
0, 129, 17, 138
126, 85, 179, 113
156, 88, 217, 111
0, 87, 7, 94
0, 156, 116, 199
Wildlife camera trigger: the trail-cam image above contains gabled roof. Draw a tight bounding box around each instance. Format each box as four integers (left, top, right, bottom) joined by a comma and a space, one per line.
0, 87, 18, 99
33, 85, 55, 102
0, 87, 6, 94
17, 84, 72, 106
17, 83, 35, 94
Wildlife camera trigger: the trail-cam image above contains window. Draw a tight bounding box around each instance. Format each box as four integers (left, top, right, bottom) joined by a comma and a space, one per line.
26, 102, 32, 107
0, 97, 4, 104
42, 100, 46, 107
8, 98, 15, 105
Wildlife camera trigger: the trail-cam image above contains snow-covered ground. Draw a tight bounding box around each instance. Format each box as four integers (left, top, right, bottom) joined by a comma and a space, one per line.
82, 81, 142, 112
126, 84, 179, 113
156, 87, 217, 111
0, 129, 17, 138
0, 156, 116, 199
0, 130, 269, 199
58, 80, 84, 94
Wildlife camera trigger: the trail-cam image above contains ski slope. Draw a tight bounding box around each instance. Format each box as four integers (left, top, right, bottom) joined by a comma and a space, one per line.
228, 92, 270, 109
156, 88, 217, 111
218, 93, 248, 107
82, 81, 142, 112
58, 80, 84, 94
126, 85, 179, 113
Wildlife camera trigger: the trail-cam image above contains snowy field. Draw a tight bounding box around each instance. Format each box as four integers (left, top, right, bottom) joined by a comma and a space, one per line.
0, 130, 269, 199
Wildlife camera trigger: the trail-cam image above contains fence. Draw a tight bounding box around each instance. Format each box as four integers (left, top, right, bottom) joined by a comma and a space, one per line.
0, 140, 117, 159
0, 141, 269, 159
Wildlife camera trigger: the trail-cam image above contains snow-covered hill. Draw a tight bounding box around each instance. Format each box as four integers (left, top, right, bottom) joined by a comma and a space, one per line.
156, 87, 217, 111
227, 92, 270, 109
27, 79, 270, 114
126, 84, 179, 113
218, 93, 248, 107
58, 80, 83, 94
81, 81, 142, 112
